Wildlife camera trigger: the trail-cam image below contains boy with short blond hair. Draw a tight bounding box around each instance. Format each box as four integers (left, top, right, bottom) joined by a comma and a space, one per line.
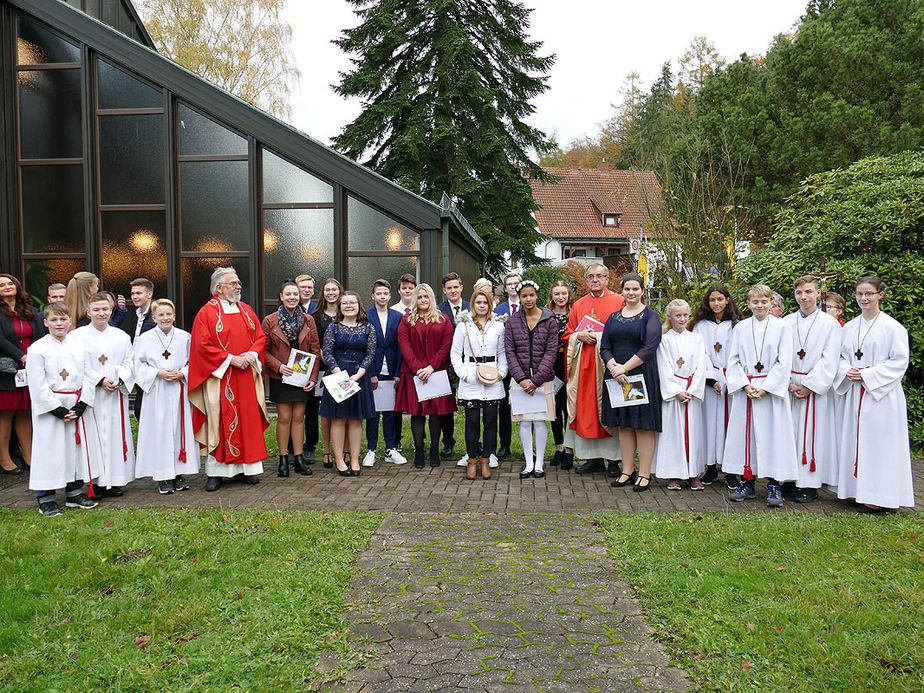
27, 303, 103, 516
722, 284, 798, 507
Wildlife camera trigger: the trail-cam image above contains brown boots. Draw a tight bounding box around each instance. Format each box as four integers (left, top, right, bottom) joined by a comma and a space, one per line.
465, 456, 492, 480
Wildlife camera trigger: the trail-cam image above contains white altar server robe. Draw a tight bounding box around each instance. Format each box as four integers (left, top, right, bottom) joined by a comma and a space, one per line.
652, 329, 708, 479
784, 309, 842, 487
835, 312, 913, 508
722, 316, 798, 481
692, 319, 734, 466
27, 333, 102, 490
134, 327, 199, 480
74, 324, 136, 487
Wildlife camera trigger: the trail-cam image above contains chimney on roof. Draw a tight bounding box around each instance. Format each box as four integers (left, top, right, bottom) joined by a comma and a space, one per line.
598, 159, 611, 171
567, 160, 579, 170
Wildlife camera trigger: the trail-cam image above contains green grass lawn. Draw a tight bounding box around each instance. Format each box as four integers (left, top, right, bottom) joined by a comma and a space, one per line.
0, 509, 381, 692
598, 512, 924, 693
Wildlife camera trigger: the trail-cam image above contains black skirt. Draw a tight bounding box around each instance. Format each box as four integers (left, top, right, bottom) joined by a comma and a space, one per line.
269, 377, 309, 404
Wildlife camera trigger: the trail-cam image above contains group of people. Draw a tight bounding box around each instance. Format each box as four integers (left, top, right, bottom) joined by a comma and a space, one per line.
2, 261, 913, 516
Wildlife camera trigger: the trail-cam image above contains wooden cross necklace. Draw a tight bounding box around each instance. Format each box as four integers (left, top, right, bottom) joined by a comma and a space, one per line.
751, 317, 769, 372
98, 354, 107, 365
795, 308, 820, 360
59, 368, 69, 379
156, 327, 175, 360
674, 330, 688, 369
855, 313, 880, 360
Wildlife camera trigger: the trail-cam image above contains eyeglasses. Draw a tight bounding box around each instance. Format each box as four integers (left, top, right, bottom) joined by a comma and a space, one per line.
221, 281, 242, 287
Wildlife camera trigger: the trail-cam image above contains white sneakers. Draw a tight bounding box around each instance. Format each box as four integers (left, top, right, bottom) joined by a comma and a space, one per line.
361, 450, 377, 468
384, 448, 407, 465
457, 454, 469, 467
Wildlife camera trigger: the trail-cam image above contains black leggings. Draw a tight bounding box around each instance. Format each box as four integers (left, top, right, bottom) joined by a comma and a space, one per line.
550, 382, 568, 446
411, 414, 448, 453
464, 404, 498, 459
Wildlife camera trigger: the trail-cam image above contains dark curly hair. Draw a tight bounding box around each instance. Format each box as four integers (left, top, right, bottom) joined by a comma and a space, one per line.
690, 283, 743, 329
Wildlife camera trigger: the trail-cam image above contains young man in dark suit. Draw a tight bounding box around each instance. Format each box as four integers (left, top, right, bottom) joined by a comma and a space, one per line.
119, 277, 156, 417
363, 279, 407, 466
437, 272, 468, 457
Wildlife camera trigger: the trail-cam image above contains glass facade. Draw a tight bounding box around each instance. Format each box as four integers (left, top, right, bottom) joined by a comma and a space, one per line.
3, 6, 481, 326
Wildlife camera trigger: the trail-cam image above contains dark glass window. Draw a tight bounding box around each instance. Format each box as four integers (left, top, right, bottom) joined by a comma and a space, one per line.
100, 211, 167, 297
347, 197, 418, 252
97, 59, 161, 110
99, 115, 165, 204
178, 105, 247, 156
118, 3, 132, 35
262, 150, 332, 204
102, 0, 117, 26
24, 258, 87, 305
18, 69, 82, 159
263, 209, 335, 297
21, 165, 85, 253
181, 258, 252, 328
180, 161, 249, 251
347, 256, 418, 294
17, 18, 80, 64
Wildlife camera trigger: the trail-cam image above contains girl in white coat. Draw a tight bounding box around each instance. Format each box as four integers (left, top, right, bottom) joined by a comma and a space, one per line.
450, 286, 508, 480
653, 300, 708, 490
835, 276, 913, 512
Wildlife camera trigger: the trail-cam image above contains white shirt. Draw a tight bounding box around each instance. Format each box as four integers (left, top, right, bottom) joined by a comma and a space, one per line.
376, 308, 390, 376
135, 305, 149, 339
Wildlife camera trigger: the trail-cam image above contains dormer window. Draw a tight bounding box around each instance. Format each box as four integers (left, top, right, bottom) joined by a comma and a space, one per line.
602, 213, 620, 228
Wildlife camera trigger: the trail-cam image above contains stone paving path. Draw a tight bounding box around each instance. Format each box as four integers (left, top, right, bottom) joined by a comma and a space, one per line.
3, 457, 920, 514
340, 513, 689, 693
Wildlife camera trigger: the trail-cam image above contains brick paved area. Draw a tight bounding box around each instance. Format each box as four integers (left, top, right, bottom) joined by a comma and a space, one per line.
339, 513, 690, 693
2, 457, 921, 513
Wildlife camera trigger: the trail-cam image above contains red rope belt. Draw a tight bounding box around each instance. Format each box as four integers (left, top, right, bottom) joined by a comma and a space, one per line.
120, 392, 128, 461
178, 383, 187, 463
674, 374, 694, 466
743, 374, 768, 481
791, 370, 816, 472
52, 389, 94, 498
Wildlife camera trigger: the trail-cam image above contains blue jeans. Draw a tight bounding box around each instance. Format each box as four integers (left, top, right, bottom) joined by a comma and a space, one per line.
36, 480, 83, 500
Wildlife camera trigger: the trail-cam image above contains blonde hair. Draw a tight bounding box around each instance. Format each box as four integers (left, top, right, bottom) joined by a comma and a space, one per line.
662, 299, 690, 333
748, 284, 773, 300
472, 278, 492, 294
408, 283, 443, 326
65, 271, 98, 329
151, 298, 176, 314
469, 286, 495, 330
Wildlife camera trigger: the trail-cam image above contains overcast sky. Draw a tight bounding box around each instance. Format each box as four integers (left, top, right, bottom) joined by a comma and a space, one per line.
283, 0, 808, 149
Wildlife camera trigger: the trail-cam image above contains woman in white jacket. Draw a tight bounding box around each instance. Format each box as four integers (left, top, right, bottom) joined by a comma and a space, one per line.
450, 285, 508, 480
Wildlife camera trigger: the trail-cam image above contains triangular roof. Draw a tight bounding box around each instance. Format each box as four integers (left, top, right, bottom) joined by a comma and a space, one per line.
17, 0, 484, 254
530, 167, 663, 240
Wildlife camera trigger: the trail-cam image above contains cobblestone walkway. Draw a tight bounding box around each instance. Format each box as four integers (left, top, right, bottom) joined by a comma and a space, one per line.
339, 513, 689, 693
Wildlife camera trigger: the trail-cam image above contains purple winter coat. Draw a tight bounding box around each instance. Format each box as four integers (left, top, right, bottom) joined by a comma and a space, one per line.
503, 307, 559, 385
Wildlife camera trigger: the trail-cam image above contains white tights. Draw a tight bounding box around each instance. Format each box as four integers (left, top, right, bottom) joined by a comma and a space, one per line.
519, 421, 548, 473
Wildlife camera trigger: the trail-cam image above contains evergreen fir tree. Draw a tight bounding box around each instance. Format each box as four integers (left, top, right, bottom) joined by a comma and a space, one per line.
332, 0, 555, 272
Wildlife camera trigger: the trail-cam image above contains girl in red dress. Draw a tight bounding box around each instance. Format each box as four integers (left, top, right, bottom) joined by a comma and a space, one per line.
396, 283, 455, 468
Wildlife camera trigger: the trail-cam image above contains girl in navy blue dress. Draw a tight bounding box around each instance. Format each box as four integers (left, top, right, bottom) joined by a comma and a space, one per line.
320, 291, 376, 476
600, 272, 662, 492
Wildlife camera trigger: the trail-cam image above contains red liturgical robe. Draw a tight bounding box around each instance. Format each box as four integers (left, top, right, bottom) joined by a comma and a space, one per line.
562, 290, 625, 439
188, 297, 269, 465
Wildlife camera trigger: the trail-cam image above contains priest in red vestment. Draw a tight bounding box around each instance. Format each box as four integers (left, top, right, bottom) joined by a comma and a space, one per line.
561, 263, 624, 475
188, 267, 269, 492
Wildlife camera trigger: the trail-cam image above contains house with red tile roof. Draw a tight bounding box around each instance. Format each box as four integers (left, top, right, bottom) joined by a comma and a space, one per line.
526, 163, 663, 275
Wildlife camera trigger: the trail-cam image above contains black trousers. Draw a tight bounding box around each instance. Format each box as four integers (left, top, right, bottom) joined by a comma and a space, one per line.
465, 404, 498, 459
497, 375, 512, 449
550, 381, 568, 446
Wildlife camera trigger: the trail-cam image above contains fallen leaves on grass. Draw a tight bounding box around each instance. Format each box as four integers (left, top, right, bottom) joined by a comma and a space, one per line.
134, 635, 151, 649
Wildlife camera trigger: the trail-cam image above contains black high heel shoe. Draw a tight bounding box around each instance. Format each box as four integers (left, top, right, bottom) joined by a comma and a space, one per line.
323, 453, 333, 469
335, 458, 350, 476
632, 475, 651, 492
610, 470, 636, 488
